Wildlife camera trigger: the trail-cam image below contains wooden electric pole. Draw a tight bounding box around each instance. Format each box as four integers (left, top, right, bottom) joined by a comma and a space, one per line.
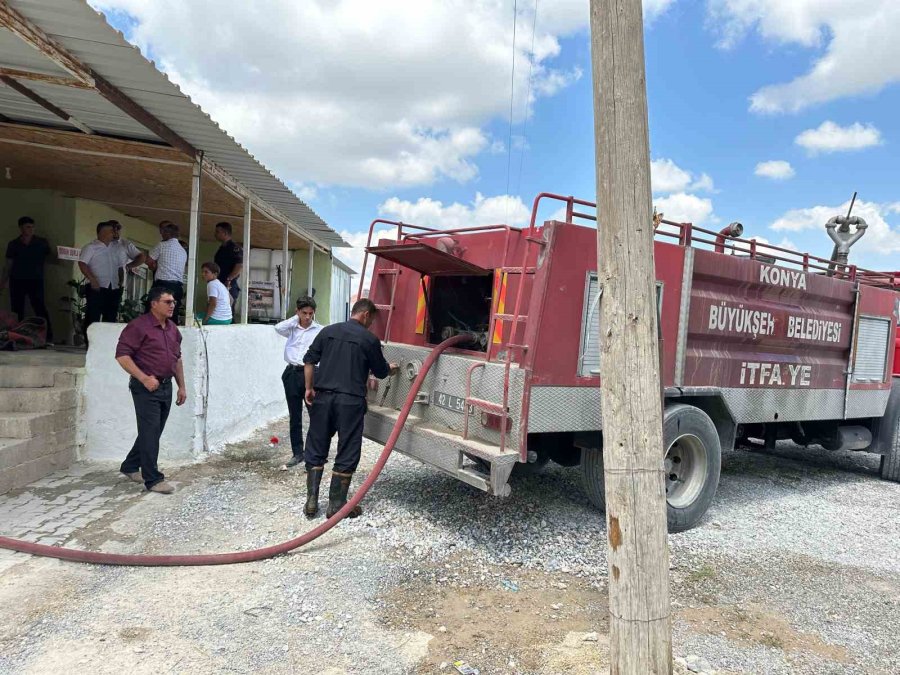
589, 0, 672, 673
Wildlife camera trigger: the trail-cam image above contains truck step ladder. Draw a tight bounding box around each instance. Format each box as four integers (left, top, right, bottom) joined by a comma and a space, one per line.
374, 264, 400, 341
464, 228, 543, 459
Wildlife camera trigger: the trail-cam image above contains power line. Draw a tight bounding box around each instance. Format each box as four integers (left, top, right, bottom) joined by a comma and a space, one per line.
516, 0, 539, 199
505, 0, 518, 218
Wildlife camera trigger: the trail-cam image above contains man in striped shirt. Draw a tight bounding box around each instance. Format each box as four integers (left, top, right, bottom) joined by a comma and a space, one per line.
147, 221, 187, 323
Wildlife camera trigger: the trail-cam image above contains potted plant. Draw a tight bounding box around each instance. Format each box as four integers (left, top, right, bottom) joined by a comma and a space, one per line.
62, 278, 88, 346
118, 294, 147, 323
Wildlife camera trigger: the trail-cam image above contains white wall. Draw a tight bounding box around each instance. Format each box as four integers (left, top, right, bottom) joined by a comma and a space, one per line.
201, 324, 289, 453
81, 323, 288, 462
331, 263, 351, 324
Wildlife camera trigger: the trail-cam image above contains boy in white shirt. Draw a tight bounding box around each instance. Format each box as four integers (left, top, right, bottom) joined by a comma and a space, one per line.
274, 296, 322, 468
198, 262, 233, 325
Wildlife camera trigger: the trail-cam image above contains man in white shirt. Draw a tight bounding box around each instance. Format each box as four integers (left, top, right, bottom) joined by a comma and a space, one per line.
275, 296, 323, 467
78, 221, 143, 345
109, 220, 146, 301
147, 221, 188, 323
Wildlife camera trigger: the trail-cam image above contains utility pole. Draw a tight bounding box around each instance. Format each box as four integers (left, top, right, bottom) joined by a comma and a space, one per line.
589, 0, 672, 673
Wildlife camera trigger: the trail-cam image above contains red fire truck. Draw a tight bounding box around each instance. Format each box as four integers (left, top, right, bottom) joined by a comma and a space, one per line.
359, 193, 900, 531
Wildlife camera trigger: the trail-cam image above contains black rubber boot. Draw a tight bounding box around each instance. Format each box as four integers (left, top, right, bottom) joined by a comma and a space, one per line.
326, 471, 362, 519
304, 466, 324, 517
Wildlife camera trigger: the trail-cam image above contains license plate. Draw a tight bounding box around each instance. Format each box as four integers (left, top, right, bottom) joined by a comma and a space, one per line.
434, 391, 469, 413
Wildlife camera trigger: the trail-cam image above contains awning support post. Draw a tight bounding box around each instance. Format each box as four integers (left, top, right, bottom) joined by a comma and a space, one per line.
307, 244, 314, 297
185, 161, 201, 324
282, 223, 290, 319
241, 198, 251, 324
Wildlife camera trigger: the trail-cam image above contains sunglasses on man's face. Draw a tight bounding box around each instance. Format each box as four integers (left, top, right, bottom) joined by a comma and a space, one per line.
158, 299, 176, 305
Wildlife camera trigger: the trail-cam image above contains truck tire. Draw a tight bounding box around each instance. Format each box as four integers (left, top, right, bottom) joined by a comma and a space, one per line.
880, 419, 900, 481
664, 404, 722, 532
579, 404, 722, 532
878, 380, 900, 482
580, 447, 606, 509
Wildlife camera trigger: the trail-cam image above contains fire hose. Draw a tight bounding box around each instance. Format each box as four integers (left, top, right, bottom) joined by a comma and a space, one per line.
0, 334, 470, 566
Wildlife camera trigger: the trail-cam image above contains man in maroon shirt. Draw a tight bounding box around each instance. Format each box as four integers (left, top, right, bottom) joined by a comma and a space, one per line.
115, 287, 187, 493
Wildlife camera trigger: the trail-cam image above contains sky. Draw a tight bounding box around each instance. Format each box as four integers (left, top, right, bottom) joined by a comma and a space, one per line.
90, 0, 900, 284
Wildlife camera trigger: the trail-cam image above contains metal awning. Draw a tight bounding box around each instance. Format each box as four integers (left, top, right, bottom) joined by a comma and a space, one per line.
366, 243, 491, 276
0, 0, 347, 249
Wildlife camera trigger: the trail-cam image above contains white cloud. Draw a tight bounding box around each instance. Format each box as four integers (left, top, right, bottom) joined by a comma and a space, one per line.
651, 159, 692, 193
517, 0, 676, 34
335, 226, 398, 295
91, 0, 584, 190
690, 173, 716, 192
379, 192, 532, 229
645, 0, 677, 22
776, 237, 799, 251
336, 192, 532, 289
770, 199, 900, 266
289, 182, 319, 202
651, 159, 715, 194
707, 0, 900, 114
754, 160, 795, 180
794, 121, 883, 155
653, 192, 715, 226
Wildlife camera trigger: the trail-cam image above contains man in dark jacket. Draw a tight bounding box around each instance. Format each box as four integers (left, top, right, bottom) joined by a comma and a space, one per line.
213, 221, 243, 306
2, 216, 54, 341
302, 298, 397, 517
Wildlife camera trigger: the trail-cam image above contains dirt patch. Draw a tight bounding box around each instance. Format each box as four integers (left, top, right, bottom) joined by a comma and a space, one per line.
380, 568, 609, 673
117, 626, 153, 641
680, 603, 851, 663
539, 630, 611, 674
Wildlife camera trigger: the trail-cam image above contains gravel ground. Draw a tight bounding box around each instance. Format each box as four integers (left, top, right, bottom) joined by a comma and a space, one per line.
0, 417, 898, 674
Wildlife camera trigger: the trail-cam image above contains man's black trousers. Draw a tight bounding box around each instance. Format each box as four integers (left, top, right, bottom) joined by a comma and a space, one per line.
9, 278, 53, 341
120, 377, 171, 489
281, 365, 310, 459
304, 390, 366, 473
84, 287, 120, 344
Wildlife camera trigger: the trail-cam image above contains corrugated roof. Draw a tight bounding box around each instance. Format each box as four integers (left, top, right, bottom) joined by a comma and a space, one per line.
331, 256, 358, 275
0, 0, 347, 248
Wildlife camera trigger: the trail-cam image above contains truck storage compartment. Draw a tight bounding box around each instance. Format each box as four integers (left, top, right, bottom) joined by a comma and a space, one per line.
427, 274, 494, 352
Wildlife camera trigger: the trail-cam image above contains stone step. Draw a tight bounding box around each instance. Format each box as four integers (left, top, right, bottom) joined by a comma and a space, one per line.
0, 387, 78, 413
0, 366, 77, 389
0, 446, 77, 495
0, 410, 76, 439
0, 430, 78, 472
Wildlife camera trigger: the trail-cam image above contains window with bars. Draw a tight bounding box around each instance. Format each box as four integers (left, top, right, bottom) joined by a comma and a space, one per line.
578, 273, 663, 377
853, 316, 891, 383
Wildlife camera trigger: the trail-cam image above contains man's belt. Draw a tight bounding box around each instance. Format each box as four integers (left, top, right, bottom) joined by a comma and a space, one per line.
131, 375, 173, 385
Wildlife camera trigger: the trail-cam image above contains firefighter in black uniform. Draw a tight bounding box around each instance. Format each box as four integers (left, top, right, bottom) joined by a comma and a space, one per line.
302, 298, 398, 518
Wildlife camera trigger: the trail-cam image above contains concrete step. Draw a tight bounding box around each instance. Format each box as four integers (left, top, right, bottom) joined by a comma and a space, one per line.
0, 387, 78, 413
0, 410, 76, 439
0, 430, 78, 471
0, 446, 77, 495
0, 366, 77, 389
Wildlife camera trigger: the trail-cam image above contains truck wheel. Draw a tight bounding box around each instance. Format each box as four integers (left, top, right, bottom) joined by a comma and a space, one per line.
664, 404, 722, 532
579, 404, 722, 532
879, 403, 900, 482
580, 447, 606, 508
